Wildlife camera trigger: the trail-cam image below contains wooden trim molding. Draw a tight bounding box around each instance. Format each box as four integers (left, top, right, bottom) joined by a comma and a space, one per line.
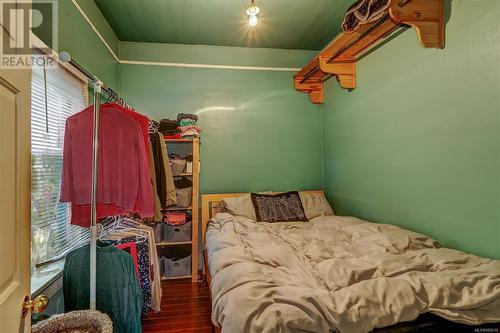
70, 0, 120, 62
120, 60, 301, 72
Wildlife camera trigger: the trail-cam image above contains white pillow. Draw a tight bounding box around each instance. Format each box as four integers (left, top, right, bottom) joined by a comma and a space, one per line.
221, 194, 257, 220
222, 191, 333, 221
298, 192, 334, 219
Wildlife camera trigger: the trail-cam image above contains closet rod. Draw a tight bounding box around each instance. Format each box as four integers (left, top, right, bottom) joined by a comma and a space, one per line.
59, 52, 97, 83
59, 52, 123, 102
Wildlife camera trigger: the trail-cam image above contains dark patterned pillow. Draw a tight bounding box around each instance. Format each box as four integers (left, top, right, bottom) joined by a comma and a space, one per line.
250, 191, 309, 222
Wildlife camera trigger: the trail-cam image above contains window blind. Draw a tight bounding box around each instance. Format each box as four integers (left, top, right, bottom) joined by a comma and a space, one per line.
31, 57, 89, 270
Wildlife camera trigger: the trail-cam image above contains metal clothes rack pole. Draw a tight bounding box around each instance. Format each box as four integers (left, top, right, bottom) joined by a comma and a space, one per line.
59, 51, 108, 311
88, 81, 101, 310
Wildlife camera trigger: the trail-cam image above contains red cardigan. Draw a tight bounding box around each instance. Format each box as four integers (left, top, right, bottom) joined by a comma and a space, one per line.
60, 104, 154, 227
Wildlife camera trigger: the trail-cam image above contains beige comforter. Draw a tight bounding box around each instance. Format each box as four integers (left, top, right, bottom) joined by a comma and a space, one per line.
206, 213, 500, 333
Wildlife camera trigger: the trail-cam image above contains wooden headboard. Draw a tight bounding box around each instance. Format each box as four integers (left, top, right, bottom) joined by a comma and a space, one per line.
201, 190, 325, 248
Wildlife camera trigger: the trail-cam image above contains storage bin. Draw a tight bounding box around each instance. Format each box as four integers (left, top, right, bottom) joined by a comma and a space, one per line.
163, 220, 192, 242
170, 159, 186, 176
153, 223, 164, 243
164, 254, 192, 277
185, 161, 193, 174
175, 187, 192, 208
159, 256, 167, 277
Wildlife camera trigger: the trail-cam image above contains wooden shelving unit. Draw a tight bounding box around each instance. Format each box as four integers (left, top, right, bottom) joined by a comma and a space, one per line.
165, 138, 194, 143
294, 0, 445, 104
158, 137, 200, 283
156, 241, 192, 246
161, 275, 193, 281
164, 206, 192, 211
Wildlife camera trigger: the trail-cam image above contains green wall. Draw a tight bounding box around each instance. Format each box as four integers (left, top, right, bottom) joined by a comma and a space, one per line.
56, 0, 119, 89
46, 0, 499, 258
322, 0, 500, 259
118, 43, 323, 194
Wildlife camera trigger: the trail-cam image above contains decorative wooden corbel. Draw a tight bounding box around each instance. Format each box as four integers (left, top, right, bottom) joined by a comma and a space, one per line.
294, 77, 324, 104
318, 57, 356, 89
389, 0, 445, 48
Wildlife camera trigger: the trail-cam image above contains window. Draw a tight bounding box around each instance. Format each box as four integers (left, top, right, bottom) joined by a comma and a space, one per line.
31, 56, 89, 278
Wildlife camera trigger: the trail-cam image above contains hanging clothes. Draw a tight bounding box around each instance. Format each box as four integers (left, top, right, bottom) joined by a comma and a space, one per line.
105, 102, 151, 167
101, 218, 162, 313
111, 236, 152, 316
63, 244, 142, 333
115, 242, 141, 287
60, 104, 154, 227
136, 223, 162, 313
151, 132, 177, 209
148, 141, 163, 221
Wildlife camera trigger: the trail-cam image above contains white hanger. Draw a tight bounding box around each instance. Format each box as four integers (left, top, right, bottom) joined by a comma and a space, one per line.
100, 215, 148, 243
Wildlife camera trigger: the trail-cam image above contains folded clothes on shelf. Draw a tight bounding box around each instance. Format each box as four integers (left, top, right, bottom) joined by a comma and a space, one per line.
179, 118, 196, 127
179, 125, 202, 138
174, 176, 192, 189
163, 133, 182, 140
177, 113, 198, 123
158, 118, 180, 136
165, 212, 187, 226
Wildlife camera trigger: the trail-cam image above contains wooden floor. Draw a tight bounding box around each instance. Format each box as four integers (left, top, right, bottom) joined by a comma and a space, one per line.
142, 278, 213, 333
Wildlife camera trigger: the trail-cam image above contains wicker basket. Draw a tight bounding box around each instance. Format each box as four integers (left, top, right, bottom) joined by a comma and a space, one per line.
31, 310, 112, 333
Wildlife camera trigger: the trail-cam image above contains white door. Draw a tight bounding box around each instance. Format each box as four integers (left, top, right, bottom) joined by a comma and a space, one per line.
0, 0, 33, 331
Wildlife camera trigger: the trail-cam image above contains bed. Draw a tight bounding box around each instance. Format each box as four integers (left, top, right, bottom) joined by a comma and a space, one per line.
201, 191, 500, 333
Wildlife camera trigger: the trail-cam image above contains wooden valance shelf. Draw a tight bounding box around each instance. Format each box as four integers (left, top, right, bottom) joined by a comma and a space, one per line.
165, 206, 192, 211
165, 138, 194, 143
294, 0, 445, 104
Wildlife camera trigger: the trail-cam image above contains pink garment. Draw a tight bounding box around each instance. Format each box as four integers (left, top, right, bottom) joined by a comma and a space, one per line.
60, 104, 154, 227
103, 103, 151, 167
70, 203, 127, 227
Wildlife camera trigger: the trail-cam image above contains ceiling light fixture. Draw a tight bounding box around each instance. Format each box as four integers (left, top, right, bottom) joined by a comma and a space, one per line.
246, 0, 259, 27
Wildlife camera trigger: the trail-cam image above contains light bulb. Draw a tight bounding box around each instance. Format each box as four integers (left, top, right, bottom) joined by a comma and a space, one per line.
248, 15, 258, 27
246, 4, 260, 16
